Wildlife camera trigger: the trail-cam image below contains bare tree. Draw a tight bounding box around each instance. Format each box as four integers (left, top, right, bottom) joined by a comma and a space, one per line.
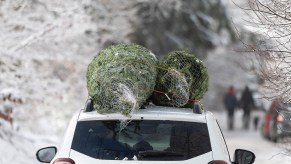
235, 0, 291, 102
233, 0, 291, 152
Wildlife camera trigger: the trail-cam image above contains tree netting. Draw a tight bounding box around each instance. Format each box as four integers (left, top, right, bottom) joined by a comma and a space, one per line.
152, 68, 190, 107
90, 78, 138, 116
153, 51, 209, 107
86, 44, 209, 116
86, 43, 158, 116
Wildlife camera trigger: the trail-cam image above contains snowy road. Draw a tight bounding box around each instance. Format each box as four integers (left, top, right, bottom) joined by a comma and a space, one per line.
214, 111, 291, 164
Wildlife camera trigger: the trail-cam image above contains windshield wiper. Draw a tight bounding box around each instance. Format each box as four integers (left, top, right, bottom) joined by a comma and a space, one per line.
138, 150, 184, 160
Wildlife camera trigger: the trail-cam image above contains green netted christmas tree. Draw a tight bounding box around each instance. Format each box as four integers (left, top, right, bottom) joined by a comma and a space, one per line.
152, 51, 208, 107
86, 44, 209, 115
86, 43, 158, 115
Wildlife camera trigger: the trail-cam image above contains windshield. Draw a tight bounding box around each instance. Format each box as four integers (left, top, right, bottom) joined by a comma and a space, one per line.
71, 120, 211, 161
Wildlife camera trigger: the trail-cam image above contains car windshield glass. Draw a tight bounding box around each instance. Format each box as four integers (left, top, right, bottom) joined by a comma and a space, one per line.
71, 120, 211, 161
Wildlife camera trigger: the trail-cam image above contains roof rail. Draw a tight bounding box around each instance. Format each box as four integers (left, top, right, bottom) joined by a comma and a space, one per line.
193, 103, 203, 114
84, 98, 94, 112
83, 98, 203, 114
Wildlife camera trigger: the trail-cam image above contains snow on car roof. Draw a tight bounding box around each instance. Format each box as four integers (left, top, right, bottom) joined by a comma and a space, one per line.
78, 105, 207, 123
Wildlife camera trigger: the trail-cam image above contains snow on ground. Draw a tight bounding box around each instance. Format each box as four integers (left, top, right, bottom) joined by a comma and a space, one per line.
213, 110, 291, 164
0, 128, 59, 164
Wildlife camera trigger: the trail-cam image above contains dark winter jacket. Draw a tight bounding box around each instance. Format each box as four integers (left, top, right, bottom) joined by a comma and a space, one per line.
240, 87, 254, 113
224, 93, 238, 111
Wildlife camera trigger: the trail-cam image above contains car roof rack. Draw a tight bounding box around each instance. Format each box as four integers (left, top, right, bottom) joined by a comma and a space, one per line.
83, 98, 204, 114
84, 98, 94, 112
193, 102, 203, 114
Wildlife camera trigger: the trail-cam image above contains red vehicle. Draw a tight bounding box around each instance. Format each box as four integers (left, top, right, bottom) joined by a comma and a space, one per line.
261, 97, 291, 142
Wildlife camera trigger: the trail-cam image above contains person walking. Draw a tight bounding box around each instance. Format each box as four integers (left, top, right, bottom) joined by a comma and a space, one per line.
240, 86, 255, 130
223, 86, 238, 131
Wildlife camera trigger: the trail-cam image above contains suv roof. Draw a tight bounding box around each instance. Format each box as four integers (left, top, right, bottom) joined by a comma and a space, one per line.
78, 105, 207, 123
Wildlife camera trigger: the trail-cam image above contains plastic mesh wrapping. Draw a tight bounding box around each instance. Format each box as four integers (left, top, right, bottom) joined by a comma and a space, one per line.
153, 51, 208, 107
90, 78, 138, 115
86, 44, 158, 116
152, 68, 190, 106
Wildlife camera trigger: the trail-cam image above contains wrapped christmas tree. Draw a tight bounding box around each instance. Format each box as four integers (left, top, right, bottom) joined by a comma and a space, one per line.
153, 51, 208, 107
86, 43, 158, 115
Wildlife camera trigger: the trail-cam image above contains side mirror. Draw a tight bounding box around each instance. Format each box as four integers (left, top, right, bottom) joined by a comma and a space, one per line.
36, 146, 57, 163
233, 149, 255, 164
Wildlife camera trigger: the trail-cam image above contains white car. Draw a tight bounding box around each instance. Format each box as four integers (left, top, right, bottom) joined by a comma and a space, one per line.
36, 101, 255, 164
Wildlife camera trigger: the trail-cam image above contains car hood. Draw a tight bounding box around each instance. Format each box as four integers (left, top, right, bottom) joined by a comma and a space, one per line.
69, 150, 213, 164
